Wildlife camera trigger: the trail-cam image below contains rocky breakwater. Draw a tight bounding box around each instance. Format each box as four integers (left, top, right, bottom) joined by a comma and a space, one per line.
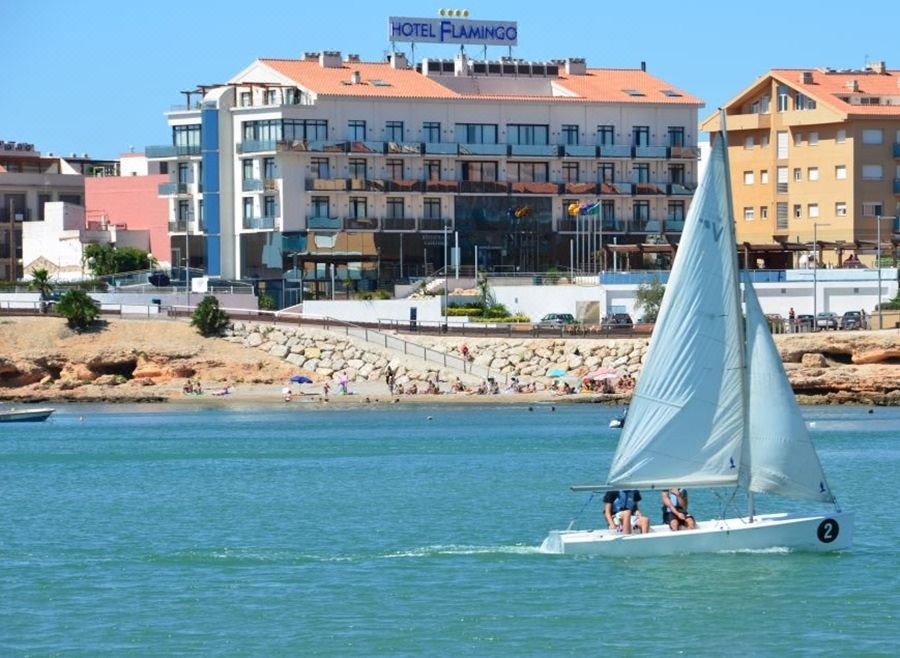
228, 321, 649, 391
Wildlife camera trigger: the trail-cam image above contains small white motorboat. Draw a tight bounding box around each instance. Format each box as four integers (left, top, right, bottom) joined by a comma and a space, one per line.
609, 408, 627, 428
0, 407, 55, 422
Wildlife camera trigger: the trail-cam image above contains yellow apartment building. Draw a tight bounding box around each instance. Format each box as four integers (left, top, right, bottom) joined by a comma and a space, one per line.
702, 63, 899, 268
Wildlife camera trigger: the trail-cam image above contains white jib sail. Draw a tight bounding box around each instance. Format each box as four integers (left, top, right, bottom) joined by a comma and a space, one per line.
607, 134, 744, 489
744, 283, 833, 502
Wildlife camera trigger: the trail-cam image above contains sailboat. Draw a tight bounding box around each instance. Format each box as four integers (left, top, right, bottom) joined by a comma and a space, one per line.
540, 118, 853, 556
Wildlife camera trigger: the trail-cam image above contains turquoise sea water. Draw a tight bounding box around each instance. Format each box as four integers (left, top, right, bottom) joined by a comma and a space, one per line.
1, 403, 897, 656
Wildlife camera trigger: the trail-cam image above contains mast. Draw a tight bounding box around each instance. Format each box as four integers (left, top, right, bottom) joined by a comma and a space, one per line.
716, 110, 753, 521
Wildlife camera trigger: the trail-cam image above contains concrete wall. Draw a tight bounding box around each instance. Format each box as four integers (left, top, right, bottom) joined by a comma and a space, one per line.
302, 297, 442, 323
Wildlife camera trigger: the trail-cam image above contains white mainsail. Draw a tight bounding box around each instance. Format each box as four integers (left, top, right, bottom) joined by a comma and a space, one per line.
744, 283, 833, 502
607, 133, 745, 489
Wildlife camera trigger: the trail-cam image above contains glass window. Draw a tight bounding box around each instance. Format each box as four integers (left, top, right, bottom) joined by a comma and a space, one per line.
508, 162, 548, 182
385, 121, 404, 141
386, 197, 404, 219
242, 197, 253, 219
264, 196, 277, 218
633, 126, 650, 146
862, 164, 883, 180
311, 197, 329, 217
809, 132, 819, 146
776, 131, 789, 158
744, 136, 754, 150
178, 199, 191, 221
777, 85, 789, 111
562, 162, 579, 182
744, 171, 754, 185
597, 125, 614, 145
283, 119, 328, 141
350, 197, 367, 218
461, 161, 498, 181
862, 129, 883, 144
311, 157, 329, 178
173, 125, 201, 151
177, 162, 191, 184
836, 129, 846, 143
761, 134, 769, 148
668, 126, 685, 147
263, 157, 277, 179
242, 159, 254, 181
634, 163, 650, 183
386, 159, 404, 179
744, 207, 755, 221
668, 201, 685, 221
633, 200, 650, 220
348, 120, 366, 140
808, 167, 819, 181
423, 122, 441, 143
598, 163, 614, 183
562, 124, 579, 145
835, 165, 847, 180
349, 158, 366, 179
507, 124, 549, 145
793, 168, 802, 182
794, 132, 803, 146
425, 160, 441, 181
669, 164, 685, 184
760, 170, 769, 184
760, 206, 768, 219
424, 198, 441, 219
455, 123, 498, 144
267, 89, 278, 105
794, 204, 802, 219
240, 91, 251, 107
808, 203, 819, 218
835, 202, 847, 217
862, 202, 883, 217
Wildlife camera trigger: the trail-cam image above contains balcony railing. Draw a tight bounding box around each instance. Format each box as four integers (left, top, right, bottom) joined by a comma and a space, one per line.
381, 216, 417, 231
237, 140, 277, 154
600, 182, 634, 195
243, 215, 276, 230
628, 217, 662, 233
634, 182, 666, 195
264, 178, 279, 191
424, 142, 459, 155
383, 179, 424, 193
599, 145, 633, 158
563, 145, 597, 158
387, 142, 423, 155
145, 144, 200, 158
306, 178, 348, 191
419, 217, 451, 231
349, 141, 386, 154
242, 179, 263, 192
308, 216, 342, 230
349, 178, 385, 192
670, 146, 701, 159
458, 143, 508, 156
459, 180, 509, 194
510, 181, 561, 194
509, 144, 559, 157
425, 179, 460, 192
563, 182, 598, 194
634, 146, 668, 158
345, 216, 379, 230
665, 218, 685, 232
668, 183, 695, 195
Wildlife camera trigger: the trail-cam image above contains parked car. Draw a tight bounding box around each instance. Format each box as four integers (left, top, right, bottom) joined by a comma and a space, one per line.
815, 312, 839, 330
840, 310, 865, 330
537, 313, 578, 328
601, 313, 634, 330
796, 314, 815, 331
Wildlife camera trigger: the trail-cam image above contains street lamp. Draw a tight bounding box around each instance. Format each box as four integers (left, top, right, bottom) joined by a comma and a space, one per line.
812, 222, 830, 330
443, 220, 450, 332
874, 215, 897, 330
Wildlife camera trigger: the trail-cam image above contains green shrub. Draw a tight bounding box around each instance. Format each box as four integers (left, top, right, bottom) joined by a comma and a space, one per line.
482, 303, 510, 319
258, 294, 276, 310
469, 313, 530, 323
447, 307, 483, 317
56, 289, 99, 331
191, 296, 230, 336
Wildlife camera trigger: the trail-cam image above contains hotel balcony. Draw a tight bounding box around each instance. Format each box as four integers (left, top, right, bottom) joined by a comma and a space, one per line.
634, 182, 667, 195
158, 182, 192, 195
721, 113, 771, 131
306, 178, 349, 191
383, 179, 424, 193
599, 145, 633, 158
599, 182, 635, 195
387, 142, 423, 155
243, 215, 276, 230
381, 216, 417, 231
236, 140, 277, 154
629, 216, 664, 233
634, 146, 668, 159
425, 179, 460, 193
349, 141, 387, 155
668, 183, 695, 195
307, 216, 342, 230
264, 178, 279, 191
563, 182, 599, 194
459, 180, 509, 194
510, 181, 561, 194
242, 179, 264, 192
509, 144, 560, 157
458, 143, 508, 156
557, 217, 618, 233
665, 218, 686, 232
563, 145, 598, 158
419, 217, 452, 231
670, 146, 701, 160
145, 144, 201, 158
344, 216, 379, 231
423, 142, 459, 155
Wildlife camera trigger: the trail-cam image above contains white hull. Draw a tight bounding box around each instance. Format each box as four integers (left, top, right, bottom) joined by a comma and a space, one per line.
540, 511, 854, 557
0, 407, 55, 423
608, 418, 624, 428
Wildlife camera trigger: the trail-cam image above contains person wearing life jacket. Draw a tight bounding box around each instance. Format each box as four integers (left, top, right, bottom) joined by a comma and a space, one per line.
661, 487, 696, 531
603, 490, 650, 534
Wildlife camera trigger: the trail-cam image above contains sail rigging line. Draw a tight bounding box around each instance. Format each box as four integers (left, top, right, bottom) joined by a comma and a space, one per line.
565, 492, 596, 530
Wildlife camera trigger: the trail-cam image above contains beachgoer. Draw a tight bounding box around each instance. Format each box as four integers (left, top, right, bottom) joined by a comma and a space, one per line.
604, 490, 651, 535
339, 371, 349, 395
322, 382, 330, 396
385, 366, 395, 395
460, 343, 470, 361
183, 380, 193, 395
408, 382, 418, 395
661, 488, 696, 531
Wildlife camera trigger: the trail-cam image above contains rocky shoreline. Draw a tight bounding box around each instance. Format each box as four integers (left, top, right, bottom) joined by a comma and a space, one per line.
0, 316, 897, 405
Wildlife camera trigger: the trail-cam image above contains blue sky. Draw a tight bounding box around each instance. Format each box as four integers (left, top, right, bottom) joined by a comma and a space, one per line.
3, 0, 898, 159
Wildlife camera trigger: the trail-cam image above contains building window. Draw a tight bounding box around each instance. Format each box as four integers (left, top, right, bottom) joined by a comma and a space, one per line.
283, 119, 328, 141
425, 160, 441, 181
424, 198, 441, 219
777, 167, 788, 192
835, 165, 847, 180
461, 161, 498, 181
744, 136, 754, 150
240, 91, 251, 107
348, 120, 367, 140
634, 163, 650, 183
669, 164, 685, 185
808, 167, 819, 181
794, 132, 803, 146
862, 129, 883, 145
349, 197, 367, 218
349, 158, 367, 179
809, 132, 819, 146
777, 85, 789, 111
386, 197, 404, 219
242, 119, 281, 142
794, 204, 802, 219
173, 124, 201, 152
456, 123, 498, 144
242, 159, 254, 181
507, 124, 549, 145
760, 170, 769, 184
263, 157, 277, 180
793, 168, 802, 182
178, 199, 191, 222
597, 125, 615, 145
177, 162, 191, 185
744, 207, 755, 221
760, 95, 770, 113
598, 163, 614, 183
668, 200, 685, 221
311, 197, 329, 217
776, 131, 789, 159
242, 197, 253, 219
862, 202, 883, 217
562, 162, 579, 182
835, 202, 847, 217
311, 157, 329, 178
808, 203, 819, 218
761, 134, 769, 148
776, 202, 788, 229
760, 206, 768, 219
267, 89, 279, 105
668, 126, 685, 147
633, 200, 650, 221
862, 164, 883, 180
385, 121, 404, 141
423, 122, 441, 143
561, 124, 579, 145
264, 196, 277, 218
602, 200, 615, 223
836, 129, 846, 143
744, 171, 754, 185
509, 162, 549, 182
633, 126, 650, 146
386, 159, 404, 179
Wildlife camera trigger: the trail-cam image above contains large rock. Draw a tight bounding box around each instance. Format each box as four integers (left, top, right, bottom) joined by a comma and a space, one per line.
801, 353, 828, 368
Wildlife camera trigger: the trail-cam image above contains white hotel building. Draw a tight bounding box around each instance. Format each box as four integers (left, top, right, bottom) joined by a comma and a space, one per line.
146, 48, 702, 298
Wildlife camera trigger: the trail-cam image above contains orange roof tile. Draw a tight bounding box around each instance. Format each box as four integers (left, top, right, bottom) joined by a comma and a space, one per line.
770, 68, 900, 117
259, 58, 703, 106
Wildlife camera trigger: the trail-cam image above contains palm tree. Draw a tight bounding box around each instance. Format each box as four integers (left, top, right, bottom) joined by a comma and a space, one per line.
56, 289, 99, 331
28, 268, 53, 313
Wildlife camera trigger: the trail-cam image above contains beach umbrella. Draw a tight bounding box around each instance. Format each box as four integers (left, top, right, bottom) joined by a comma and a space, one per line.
584, 368, 623, 381
290, 375, 313, 384
546, 368, 567, 377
